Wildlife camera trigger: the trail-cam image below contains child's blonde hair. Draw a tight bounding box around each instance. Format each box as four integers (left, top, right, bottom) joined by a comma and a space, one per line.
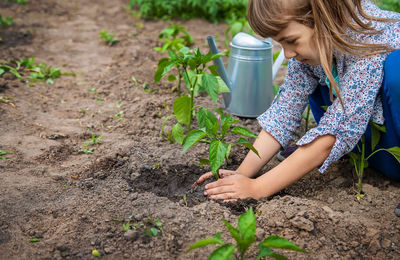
248, 0, 395, 106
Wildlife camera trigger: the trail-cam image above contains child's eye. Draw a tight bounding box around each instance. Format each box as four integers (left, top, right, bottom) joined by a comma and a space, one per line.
287, 39, 297, 44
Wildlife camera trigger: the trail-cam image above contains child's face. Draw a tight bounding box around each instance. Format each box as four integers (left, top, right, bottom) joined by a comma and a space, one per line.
272, 21, 320, 66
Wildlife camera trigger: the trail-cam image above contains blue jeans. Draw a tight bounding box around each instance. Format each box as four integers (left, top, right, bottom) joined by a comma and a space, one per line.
309, 50, 400, 181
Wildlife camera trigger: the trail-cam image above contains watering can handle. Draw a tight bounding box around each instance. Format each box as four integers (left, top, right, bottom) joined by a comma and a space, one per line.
272, 50, 285, 80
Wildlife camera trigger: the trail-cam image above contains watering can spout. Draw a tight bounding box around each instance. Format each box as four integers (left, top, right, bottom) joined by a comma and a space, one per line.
207, 36, 232, 108
272, 50, 285, 80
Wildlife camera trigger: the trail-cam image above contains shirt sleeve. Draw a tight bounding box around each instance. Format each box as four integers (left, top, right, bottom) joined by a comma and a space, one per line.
297, 53, 386, 173
257, 59, 318, 149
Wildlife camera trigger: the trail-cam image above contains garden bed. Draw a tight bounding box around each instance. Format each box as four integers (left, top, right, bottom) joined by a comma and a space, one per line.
0, 0, 399, 259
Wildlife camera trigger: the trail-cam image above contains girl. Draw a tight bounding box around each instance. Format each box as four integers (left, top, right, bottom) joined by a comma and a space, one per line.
194, 0, 400, 202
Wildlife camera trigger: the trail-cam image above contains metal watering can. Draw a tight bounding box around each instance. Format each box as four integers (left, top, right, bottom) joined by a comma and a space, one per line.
207, 32, 285, 118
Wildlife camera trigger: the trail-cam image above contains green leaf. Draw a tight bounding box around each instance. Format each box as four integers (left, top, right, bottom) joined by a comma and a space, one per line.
226, 144, 232, 160
256, 247, 287, 260
222, 219, 241, 245
209, 244, 236, 260
259, 235, 308, 253
186, 233, 224, 253
209, 140, 228, 174
236, 207, 256, 255
202, 73, 219, 104
235, 138, 260, 158
29, 238, 40, 243
172, 123, 184, 145
173, 96, 192, 126
168, 74, 177, 82
183, 130, 207, 152
238, 207, 256, 241
217, 76, 230, 93
154, 58, 176, 83
196, 108, 219, 138
370, 122, 386, 151
231, 126, 258, 138
383, 146, 400, 164
221, 115, 238, 138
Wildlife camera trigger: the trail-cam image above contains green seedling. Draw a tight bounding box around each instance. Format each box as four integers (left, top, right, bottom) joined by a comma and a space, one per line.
4, 0, 28, 4
116, 101, 122, 108
88, 87, 97, 94
157, 47, 229, 129
84, 134, 102, 146
99, 30, 118, 46
0, 14, 14, 29
142, 83, 157, 93
131, 76, 138, 86
154, 21, 194, 53
112, 214, 123, 223
1, 57, 65, 85
187, 207, 307, 260
180, 108, 259, 179
76, 148, 94, 154
348, 122, 400, 200
95, 97, 104, 101
144, 217, 164, 237
79, 109, 86, 115
0, 150, 12, 160
122, 221, 131, 232
114, 110, 124, 121
29, 238, 40, 243
224, 18, 254, 47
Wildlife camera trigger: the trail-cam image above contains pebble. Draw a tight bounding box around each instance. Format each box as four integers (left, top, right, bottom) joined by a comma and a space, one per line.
104, 247, 115, 254
395, 204, 400, 217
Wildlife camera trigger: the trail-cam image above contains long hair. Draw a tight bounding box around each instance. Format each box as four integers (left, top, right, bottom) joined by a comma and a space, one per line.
248, 0, 396, 107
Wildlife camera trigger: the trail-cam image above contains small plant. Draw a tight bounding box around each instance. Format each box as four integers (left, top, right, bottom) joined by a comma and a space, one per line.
0, 150, 12, 160
0, 14, 14, 29
99, 30, 118, 46
181, 108, 259, 179
114, 110, 124, 121
156, 47, 228, 124
84, 134, 102, 146
187, 207, 307, 260
29, 238, 40, 243
154, 21, 194, 53
76, 148, 94, 154
348, 122, 400, 200
120, 216, 164, 237
1, 57, 66, 85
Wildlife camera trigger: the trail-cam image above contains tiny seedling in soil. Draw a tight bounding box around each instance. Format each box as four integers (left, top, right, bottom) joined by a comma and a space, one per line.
99, 30, 118, 46
29, 238, 40, 243
187, 207, 308, 260
84, 134, 102, 146
76, 148, 94, 154
114, 111, 124, 121
0, 149, 12, 160
120, 216, 164, 237
131, 76, 138, 86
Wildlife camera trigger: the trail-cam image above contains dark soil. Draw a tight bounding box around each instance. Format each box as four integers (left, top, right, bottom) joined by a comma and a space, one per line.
1, 0, 400, 259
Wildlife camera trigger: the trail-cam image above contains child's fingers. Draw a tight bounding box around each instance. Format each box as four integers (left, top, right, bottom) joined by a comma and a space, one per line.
191, 171, 213, 189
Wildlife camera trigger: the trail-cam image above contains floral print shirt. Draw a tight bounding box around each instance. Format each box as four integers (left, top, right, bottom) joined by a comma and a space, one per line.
257, 0, 400, 173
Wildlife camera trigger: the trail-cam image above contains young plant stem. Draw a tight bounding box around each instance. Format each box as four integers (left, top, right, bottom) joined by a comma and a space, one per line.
305, 105, 311, 132
177, 67, 182, 96
357, 136, 365, 200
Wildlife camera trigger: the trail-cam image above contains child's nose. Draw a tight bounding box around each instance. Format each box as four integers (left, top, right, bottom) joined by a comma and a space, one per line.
284, 49, 296, 59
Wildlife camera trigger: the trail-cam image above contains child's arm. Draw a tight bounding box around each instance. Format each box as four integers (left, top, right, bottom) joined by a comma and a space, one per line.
203, 132, 336, 201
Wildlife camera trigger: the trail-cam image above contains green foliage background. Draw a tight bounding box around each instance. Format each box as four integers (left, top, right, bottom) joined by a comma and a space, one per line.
129, 0, 248, 23
378, 0, 400, 12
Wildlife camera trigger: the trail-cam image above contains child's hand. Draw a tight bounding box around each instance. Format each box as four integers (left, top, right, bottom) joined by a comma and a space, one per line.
203, 172, 259, 202
191, 169, 238, 189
